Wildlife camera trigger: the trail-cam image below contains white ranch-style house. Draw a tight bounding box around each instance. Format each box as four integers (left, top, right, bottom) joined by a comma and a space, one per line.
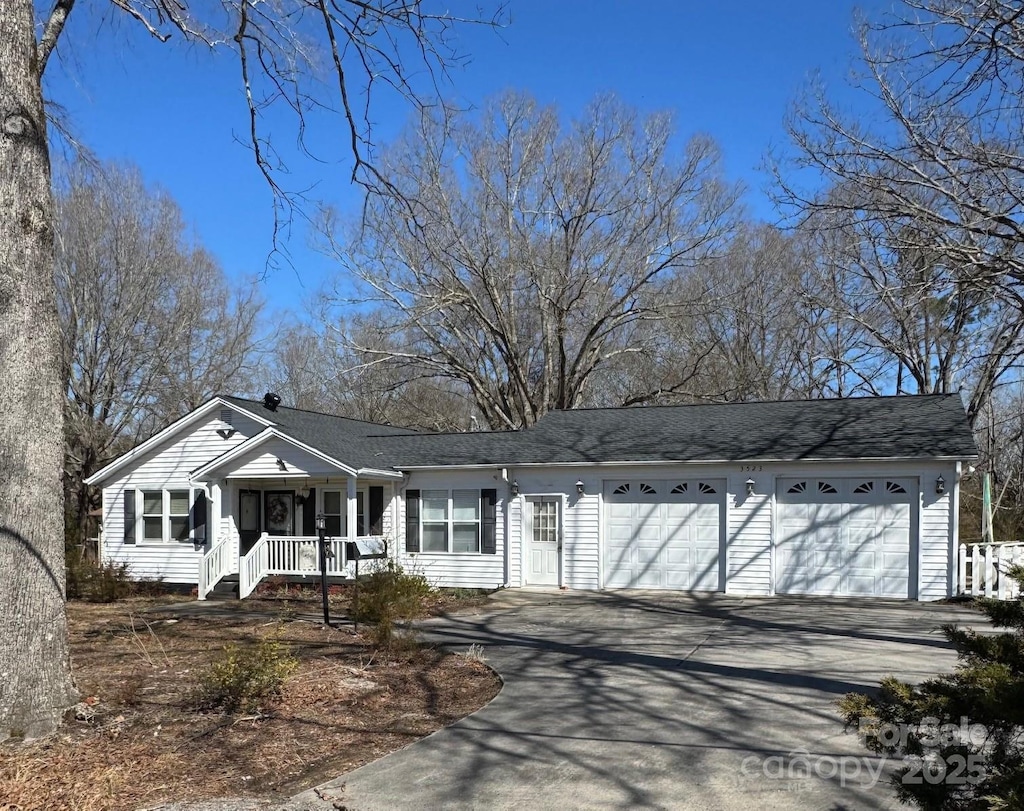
85, 393, 978, 601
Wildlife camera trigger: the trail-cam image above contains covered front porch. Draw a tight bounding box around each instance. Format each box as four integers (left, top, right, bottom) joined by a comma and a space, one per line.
190, 428, 401, 598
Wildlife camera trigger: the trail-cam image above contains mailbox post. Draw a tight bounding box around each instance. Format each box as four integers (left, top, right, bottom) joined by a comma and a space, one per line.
315, 512, 331, 626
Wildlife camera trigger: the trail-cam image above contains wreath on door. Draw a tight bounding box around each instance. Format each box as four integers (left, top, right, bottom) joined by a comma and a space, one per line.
267, 496, 289, 526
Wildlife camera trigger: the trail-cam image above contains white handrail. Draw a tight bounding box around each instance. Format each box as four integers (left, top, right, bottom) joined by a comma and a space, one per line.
197, 537, 231, 600
234, 534, 372, 597
958, 542, 1024, 600
239, 532, 270, 599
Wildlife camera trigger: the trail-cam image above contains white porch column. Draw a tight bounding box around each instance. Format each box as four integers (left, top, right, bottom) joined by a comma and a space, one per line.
210, 482, 221, 548
347, 476, 358, 543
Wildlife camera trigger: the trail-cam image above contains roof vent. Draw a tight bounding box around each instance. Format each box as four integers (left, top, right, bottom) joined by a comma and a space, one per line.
263, 392, 282, 412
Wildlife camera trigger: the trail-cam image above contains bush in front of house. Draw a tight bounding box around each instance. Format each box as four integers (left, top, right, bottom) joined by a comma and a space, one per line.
194, 635, 298, 713
351, 559, 434, 647
66, 544, 133, 602
838, 565, 1024, 810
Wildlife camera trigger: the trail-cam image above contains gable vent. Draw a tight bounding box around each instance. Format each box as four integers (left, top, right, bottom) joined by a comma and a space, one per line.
219, 408, 233, 425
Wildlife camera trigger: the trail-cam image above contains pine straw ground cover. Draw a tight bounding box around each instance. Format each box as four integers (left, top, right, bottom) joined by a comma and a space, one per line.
0, 597, 500, 811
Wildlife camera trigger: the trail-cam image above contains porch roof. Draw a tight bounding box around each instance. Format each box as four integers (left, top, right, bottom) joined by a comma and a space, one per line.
190, 426, 403, 481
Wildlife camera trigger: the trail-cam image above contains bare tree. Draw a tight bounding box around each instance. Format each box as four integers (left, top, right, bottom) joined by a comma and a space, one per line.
659, 225, 835, 403
773, 0, 1024, 428
2, 0, 501, 740
56, 161, 265, 542
261, 318, 475, 430
805, 198, 1024, 423
0, 0, 79, 741
323, 91, 740, 429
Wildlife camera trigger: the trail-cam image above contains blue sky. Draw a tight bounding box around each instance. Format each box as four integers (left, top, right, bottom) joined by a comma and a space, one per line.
44, 0, 886, 318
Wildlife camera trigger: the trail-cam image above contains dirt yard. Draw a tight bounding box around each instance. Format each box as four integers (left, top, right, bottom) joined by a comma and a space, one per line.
0, 596, 500, 811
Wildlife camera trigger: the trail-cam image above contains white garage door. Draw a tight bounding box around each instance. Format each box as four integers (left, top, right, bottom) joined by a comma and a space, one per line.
776, 477, 916, 598
604, 479, 724, 590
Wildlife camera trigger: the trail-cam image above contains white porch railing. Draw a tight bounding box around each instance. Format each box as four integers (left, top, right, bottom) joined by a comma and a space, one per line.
238, 534, 374, 599
198, 538, 232, 600
958, 542, 1024, 600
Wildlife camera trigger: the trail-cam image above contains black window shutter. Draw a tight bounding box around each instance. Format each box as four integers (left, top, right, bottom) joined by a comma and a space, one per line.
123, 489, 136, 545
481, 488, 497, 555
301, 488, 317, 536
192, 489, 208, 544
405, 490, 420, 553
369, 486, 385, 536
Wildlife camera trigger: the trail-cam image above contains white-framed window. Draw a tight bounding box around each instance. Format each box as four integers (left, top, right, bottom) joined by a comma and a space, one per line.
420, 489, 480, 553
322, 490, 344, 537
140, 488, 191, 543
320, 490, 367, 537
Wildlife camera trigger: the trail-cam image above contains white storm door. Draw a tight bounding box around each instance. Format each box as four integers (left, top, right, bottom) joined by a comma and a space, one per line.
526, 497, 560, 586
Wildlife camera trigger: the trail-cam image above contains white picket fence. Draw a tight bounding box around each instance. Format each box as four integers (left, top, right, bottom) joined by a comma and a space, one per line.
958, 542, 1024, 600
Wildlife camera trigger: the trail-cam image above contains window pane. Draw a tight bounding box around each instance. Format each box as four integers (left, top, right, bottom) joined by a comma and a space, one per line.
143, 517, 163, 541
534, 501, 558, 544
324, 515, 342, 537
452, 490, 479, 521
357, 491, 366, 535
143, 491, 162, 515
422, 491, 448, 522
422, 523, 447, 552
452, 523, 479, 553
169, 490, 190, 515
323, 491, 341, 514
170, 517, 189, 542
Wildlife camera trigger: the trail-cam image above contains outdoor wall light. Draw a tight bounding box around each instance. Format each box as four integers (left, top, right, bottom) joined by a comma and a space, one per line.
936, 475, 945, 495
276, 458, 287, 471
510, 480, 520, 497
745, 478, 756, 497
576, 479, 585, 496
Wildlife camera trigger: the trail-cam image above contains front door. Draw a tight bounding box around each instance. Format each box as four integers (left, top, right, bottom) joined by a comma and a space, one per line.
264, 491, 295, 536
239, 490, 261, 554
526, 497, 560, 586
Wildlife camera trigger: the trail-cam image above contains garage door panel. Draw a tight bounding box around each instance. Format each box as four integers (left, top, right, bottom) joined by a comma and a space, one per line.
663, 545, 692, 565
635, 526, 663, 544
603, 480, 724, 591
777, 477, 914, 598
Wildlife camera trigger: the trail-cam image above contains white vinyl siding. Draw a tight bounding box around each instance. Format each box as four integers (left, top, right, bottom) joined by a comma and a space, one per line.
100, 407, 263, 583
920, 463, 959, 600
726, 473, 772, 596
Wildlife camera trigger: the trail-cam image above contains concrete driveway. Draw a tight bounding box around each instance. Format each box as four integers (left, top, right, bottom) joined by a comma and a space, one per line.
287, 590, 981, 811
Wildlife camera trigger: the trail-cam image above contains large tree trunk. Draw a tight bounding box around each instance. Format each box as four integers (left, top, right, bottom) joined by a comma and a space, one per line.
0, 0, 78, 739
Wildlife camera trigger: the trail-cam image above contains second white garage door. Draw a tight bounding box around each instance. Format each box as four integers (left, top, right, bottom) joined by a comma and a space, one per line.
604, 479, 725, 590
776, 477, 917, 598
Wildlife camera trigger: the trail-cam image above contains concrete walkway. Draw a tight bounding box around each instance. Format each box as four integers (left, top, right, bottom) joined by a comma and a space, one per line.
278, 590, 980, 811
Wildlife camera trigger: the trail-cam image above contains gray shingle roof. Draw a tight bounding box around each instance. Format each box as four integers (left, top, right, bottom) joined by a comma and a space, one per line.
227, 394, 977, 470
220, 396, 418, 471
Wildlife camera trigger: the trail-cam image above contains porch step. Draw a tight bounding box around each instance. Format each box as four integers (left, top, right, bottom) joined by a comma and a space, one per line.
207, 575, 239, 600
